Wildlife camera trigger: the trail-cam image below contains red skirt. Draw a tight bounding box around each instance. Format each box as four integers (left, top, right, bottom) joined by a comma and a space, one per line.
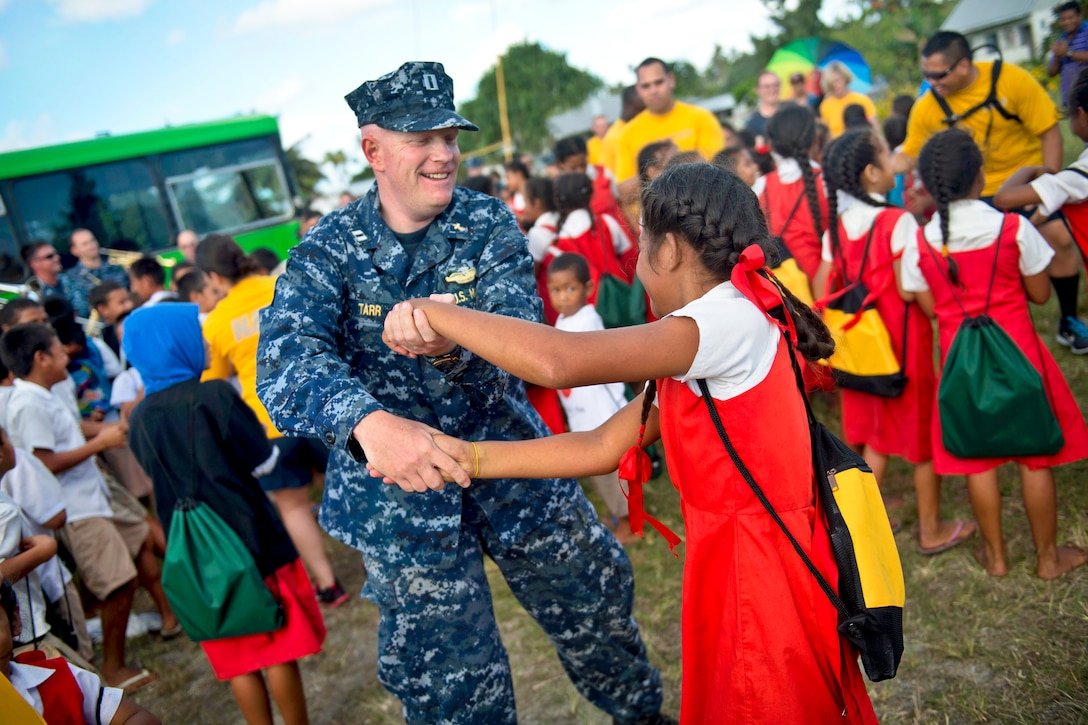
201, 558, 326, 680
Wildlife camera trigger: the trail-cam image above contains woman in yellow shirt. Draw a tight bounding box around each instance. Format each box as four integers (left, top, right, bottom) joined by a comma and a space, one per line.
819, 61, 878, 138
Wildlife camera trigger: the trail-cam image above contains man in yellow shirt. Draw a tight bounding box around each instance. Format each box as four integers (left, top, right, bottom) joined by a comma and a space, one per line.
616, 58, 725, 200
895, 31, 1085, 349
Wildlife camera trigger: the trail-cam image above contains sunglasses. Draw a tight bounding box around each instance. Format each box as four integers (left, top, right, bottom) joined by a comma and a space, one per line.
34, 252, 59, 262
923, 57, 963, 81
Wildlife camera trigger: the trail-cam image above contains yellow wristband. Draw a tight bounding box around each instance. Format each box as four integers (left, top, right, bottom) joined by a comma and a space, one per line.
470, 441, 480, 478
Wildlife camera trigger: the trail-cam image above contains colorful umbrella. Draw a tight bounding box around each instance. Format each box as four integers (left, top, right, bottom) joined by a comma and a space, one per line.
766, 37, 872, 98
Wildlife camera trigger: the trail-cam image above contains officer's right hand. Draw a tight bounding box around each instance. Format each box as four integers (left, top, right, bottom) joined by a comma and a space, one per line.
353, 410, 471, 492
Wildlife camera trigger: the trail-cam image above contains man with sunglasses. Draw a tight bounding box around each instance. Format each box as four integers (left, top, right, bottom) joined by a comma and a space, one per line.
896, 31, 1088, 351
19, 242, 76, 308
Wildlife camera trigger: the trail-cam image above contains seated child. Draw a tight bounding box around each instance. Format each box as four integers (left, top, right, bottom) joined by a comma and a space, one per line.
547, 254, 636, 544
0, 578, 161, 724
0, 322, 156, 691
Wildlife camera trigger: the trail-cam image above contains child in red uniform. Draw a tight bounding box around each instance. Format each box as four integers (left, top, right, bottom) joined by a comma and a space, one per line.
901, 129, 1088, 579
753, 104, 829, 282
123, 304, 325, 724
381, 163, 877, 724
813, 128, 977, 554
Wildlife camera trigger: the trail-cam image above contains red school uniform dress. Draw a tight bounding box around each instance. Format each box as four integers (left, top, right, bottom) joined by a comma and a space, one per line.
826, 201, 935, 463
759, 162, 829, 280
654, 277, 876, 724
910, 206, 1088, 474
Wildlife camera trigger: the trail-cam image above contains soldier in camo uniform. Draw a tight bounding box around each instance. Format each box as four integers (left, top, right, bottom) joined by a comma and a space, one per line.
255, 62, 673, 725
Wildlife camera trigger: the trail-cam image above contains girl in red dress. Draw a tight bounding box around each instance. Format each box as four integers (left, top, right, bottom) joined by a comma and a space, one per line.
754, 104, 829, 282
813, 127, 977, 555
901, 129, 1088, 579
382, 164, 878, 724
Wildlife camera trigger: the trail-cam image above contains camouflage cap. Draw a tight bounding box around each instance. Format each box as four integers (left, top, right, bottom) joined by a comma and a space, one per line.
345, 62, 480, 133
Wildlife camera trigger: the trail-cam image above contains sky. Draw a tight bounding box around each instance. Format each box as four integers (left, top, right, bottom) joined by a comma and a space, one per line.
0, 0, 855, 192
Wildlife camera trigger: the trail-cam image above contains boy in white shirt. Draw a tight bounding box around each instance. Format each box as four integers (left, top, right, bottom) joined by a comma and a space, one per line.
547, 254, 637, 544
0, 323, 156, 692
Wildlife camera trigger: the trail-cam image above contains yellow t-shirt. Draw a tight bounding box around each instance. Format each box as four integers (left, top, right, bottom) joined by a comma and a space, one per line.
616, 102, 726, 183
901, 61, 1060, 197
586, 136, 603, 167
819, 91, 877, 138
201, 274, 281, 438
599, 118, 627, 176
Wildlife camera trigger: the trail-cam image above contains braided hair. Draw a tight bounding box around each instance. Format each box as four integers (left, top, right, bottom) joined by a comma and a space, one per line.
636, 163, 835, 416
553, 173, 594, 237
822, 128, 891, 267
917, 128, 981, 286
766, 104, 824, 234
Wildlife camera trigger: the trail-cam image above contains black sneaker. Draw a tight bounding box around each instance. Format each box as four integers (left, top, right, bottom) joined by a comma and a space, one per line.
1057, 316, 1088, 354
316, 579, 351, 608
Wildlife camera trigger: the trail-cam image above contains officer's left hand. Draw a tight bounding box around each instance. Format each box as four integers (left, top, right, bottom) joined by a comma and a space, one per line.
384, 295, 457, 357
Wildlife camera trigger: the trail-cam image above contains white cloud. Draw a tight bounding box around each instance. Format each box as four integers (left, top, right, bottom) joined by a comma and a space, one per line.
46, 0, 152, 22
0, 0, 10, 14
0, 114, 60, 153
253, 75, 304, 114
232, 0, 392, 34
165, 29, 186, 46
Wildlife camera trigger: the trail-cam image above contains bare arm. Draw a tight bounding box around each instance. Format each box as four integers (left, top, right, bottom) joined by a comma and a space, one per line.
110, 698, 162, 725
892, 151, 916, 176
1023, 271, 1052, 305
812, 260, 833, 301
418, 393, 661, 483
0, 535, 56, 583
1040, 124, 1063, 174
386, 298, 700, 388
993, 166, 1047, 209
34, 423, 126, 474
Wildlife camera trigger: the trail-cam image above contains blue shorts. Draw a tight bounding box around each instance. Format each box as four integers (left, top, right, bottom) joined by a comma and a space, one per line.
259, 437, 330, 493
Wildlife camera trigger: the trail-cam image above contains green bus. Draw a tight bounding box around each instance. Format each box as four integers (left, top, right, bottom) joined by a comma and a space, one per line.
0, 115, 301, 282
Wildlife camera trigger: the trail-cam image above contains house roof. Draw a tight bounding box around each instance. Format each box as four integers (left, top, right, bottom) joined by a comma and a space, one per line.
941, 0, 1051, 34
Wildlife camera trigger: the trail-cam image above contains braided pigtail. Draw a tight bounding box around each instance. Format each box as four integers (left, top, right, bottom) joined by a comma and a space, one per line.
780, 281, 836, 361
639, 379, 658, 428
767, 104, 823, 233
917, 129, 981, 287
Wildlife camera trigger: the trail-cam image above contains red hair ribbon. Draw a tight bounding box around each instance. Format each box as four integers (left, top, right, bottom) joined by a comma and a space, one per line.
617, 424, 682, 555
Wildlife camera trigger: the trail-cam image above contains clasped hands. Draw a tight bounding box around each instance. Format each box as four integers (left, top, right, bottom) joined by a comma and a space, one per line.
356, 294, 477, 493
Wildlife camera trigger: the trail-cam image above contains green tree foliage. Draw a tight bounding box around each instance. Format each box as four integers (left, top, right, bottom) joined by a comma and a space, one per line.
285, 142, 326, 201
457, 42, 602, 156
830, 0, 953, 88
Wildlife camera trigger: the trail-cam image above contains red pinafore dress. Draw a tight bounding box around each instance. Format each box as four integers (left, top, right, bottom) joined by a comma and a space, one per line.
832, 207, 935, 463
655, 300, 876, 723
761, 168, 829, 280
916, 213, 1088, 474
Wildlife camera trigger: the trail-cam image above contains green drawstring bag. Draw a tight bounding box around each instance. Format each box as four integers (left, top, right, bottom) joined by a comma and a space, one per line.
161, 499, 284, 642
938, 315, 1063, 459
596, 274, 647, 329
927, 215, 1063, 460
138, 402, 283, 643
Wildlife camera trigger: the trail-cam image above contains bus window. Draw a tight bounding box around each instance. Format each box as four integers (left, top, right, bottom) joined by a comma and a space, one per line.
11, 159, 172, 253
165, 157, 293, 236
160, 137, 280, 178
0, 196, 26, 282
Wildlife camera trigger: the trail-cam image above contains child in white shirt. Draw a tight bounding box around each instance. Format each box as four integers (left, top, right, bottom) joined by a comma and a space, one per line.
547, 254, 636, 544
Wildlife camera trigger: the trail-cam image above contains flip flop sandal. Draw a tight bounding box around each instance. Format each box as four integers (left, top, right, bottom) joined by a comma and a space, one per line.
113, 668, 158, 694
919, 519, 975, 556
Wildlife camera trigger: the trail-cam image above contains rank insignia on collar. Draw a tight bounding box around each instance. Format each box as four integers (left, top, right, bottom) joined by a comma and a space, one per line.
445, 268, 476, 284
450, 223, 467, 233
350, 229, 368, 243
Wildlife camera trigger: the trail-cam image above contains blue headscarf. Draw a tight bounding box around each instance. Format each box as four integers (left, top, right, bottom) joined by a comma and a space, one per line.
123, 303, 206, 396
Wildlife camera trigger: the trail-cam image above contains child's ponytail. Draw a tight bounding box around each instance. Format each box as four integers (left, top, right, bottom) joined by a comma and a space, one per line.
766, 105, 824, 233
917, 129, 981, 287
823, 128, 892, 264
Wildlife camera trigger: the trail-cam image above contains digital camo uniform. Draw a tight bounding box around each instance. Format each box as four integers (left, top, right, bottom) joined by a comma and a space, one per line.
255, 123, 664, 723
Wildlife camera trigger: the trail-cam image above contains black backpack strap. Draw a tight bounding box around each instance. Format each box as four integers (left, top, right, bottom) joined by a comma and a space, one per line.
1064, 166, 1088, 181
933, 58, 1021, 126
696, 378, 850, 621
763, 182, 806, 239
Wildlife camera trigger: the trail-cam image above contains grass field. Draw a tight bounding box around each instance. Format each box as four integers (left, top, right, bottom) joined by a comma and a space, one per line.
123, 297, 1088, 724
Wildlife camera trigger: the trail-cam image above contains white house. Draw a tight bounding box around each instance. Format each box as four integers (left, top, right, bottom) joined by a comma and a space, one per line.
941, 0, 1060, 64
